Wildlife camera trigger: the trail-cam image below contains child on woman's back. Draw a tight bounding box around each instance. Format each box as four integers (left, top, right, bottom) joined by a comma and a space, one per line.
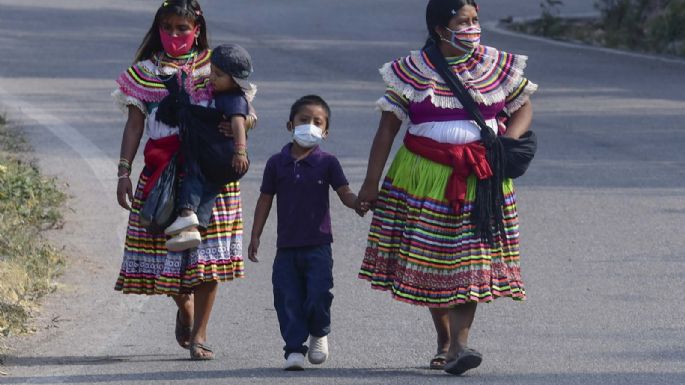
248, 95, 366, 370
164, 43, 256, 251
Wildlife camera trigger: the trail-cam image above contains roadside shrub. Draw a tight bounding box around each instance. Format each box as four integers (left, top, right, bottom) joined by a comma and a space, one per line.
0, 119, 65, 339
644, 0, 685, 55
596, 0, 685, 55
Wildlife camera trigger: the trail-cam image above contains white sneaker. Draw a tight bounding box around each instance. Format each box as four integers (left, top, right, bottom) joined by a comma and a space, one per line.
307, 335, 328, 364
165, 230, 201, 252
284, 352, 305, 371
164, 213, 199, 235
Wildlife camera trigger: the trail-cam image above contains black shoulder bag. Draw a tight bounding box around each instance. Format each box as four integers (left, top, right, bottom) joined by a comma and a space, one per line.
424, 42, 537, 241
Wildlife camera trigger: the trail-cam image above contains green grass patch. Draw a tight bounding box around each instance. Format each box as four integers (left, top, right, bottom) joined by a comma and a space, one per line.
0, 117, 66, 340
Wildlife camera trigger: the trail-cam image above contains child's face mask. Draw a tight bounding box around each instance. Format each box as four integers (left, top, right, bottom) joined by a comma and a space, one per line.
159, 27, 198, 57
442, 25, 481, 52
293, 124, 324, 148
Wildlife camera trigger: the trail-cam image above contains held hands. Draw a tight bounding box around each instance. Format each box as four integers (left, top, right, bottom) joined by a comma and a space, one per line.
247, 238, 260, 262
354, 199, 371, 217
232, 153, 249, 174
356, 179, 379, 214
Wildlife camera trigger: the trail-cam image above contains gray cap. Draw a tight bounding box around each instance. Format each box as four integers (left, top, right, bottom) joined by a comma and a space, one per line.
210, 43, 253, 80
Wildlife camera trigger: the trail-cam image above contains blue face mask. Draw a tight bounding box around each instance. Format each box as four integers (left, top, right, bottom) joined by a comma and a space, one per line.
293, 124, 324, 148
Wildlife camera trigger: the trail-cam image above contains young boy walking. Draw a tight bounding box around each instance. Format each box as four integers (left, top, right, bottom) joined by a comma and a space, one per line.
248, 95, 365, 370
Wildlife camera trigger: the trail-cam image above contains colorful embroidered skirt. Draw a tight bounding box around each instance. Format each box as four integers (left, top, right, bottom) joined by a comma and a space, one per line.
359, 146, 525, 307
115, 170, 245, 295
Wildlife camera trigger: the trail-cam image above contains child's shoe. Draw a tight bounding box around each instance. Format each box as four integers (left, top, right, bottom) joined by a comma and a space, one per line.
284, 352, 305, 371
166, 230, 201, 252
307, 335, 328, 364
165, 213, 199, 235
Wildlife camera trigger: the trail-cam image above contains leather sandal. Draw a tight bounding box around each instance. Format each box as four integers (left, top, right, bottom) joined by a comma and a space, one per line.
444, 347, 482, 375
430, 353, 448, 370
175, 310, 192, 350
189, 343, 215, 361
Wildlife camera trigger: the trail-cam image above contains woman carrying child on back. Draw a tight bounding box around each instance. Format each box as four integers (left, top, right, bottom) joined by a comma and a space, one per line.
112, 0, 253, 360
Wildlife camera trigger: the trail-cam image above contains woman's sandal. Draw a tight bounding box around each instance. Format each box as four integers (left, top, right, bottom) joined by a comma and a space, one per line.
443, 348, 482, 376
175, 310, 192, 350
189, 343, 215, 361
429, 353, 448, 370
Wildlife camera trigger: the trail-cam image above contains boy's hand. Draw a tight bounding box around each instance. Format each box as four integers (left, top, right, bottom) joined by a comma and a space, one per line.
232, 154, 249, 174
248, 238, 260, 262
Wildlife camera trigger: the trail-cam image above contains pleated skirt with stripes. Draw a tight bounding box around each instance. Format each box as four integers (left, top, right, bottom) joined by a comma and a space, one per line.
359, 146, 526, 307
115, 170, 245, 295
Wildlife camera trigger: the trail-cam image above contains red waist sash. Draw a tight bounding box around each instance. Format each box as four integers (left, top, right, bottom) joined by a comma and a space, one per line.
403, 133, 492, 213
142, 135, 181, 199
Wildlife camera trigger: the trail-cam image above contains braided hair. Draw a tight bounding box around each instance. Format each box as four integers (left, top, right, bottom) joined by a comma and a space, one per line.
425, 0, 506, 243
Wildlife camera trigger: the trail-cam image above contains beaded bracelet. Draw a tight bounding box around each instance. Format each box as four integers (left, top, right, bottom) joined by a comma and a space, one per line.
235, 150, 248, 157
118, 158, 132, 172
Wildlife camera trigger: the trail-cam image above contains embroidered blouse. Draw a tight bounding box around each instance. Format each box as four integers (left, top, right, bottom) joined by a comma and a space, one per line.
112, 50, 214, 140
377, 45, 538, 144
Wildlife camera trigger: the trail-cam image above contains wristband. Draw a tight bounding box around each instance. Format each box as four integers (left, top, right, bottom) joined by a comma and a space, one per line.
118, 159, 132, 172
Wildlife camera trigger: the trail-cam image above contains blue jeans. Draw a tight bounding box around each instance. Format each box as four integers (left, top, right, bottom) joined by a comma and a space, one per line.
178, 158, 220, 228
272, 244, 333, 358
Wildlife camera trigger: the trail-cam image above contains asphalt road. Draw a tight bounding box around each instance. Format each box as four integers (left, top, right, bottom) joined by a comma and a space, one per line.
0, 1, 684, 384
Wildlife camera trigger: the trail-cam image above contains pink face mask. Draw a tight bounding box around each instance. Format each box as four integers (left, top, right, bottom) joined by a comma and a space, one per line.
159, 27, 198, 57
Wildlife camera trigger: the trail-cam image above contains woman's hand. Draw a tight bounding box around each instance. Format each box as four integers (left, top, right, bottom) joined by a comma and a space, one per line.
218, 114, 257, 137
232, 154, 249, 174
117, 177, 134, 210
357, 111, 401, 211
358, 179, 380, 211
117, 106, 144, 211
217, 117, 234, 137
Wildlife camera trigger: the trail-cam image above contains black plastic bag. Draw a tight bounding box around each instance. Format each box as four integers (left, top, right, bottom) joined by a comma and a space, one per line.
139, 154, 178, 233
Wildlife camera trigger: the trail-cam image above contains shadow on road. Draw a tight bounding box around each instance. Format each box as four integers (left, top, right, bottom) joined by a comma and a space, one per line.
4, 354, 186, 367
1, 365, 683, 384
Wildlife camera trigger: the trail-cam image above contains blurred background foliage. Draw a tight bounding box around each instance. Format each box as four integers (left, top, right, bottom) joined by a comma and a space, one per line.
511, 0, 685, 57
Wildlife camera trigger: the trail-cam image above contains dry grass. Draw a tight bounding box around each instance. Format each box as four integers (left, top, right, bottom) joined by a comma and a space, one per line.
0, 117, 65, 345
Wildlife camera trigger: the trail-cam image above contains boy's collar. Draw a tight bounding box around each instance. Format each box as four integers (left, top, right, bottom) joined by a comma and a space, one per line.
281, 142, 321, 165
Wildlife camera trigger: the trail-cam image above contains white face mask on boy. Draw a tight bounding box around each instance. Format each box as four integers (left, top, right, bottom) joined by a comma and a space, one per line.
293, 124, 324, 148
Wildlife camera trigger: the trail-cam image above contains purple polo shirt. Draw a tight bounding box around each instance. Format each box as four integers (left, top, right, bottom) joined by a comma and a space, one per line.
260, 143, 349, 249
